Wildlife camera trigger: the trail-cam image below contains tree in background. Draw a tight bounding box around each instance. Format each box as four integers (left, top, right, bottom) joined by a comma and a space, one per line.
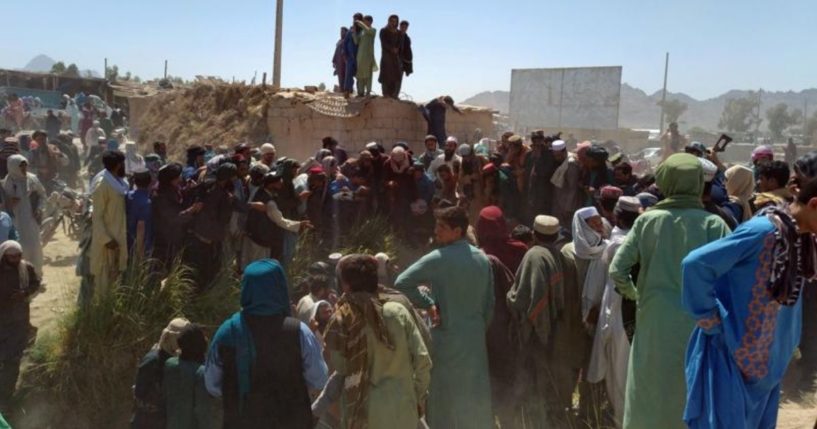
719, 96, 762, 132
50, 61, 81, 78
766, 103, 802, 140
63, 64, 81, 78
50, 62, 66, 74
657, 99, 688, 123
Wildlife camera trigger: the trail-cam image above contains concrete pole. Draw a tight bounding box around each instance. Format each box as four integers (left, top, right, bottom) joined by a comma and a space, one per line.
658, 52, 669, 131
164, 60, 168, 79
272, 0, 284, 90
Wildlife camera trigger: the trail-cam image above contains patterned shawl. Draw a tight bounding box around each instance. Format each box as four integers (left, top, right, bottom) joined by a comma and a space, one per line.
758, 204, 817, 305
324, 291, 394, 429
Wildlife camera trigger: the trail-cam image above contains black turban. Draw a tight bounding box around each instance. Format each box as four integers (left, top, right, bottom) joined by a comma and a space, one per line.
216, 162, 238, 182
587, 145, 609, 162
157, 162, 183, 184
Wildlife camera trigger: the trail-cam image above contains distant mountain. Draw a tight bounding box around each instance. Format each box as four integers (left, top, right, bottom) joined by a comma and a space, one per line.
23, 54, 56, 72
19, 55, 102, 79
462, 91, 509, 114
464, 84, 817, 132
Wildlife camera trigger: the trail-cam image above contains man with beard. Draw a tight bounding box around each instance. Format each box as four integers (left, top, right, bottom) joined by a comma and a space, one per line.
458, 143, 487, 216
613, 162, 638, 196
258, 143, 276, 169
90, 150, 130, 299
379, 14, 403, 98
429, 136, 462, 182
420, 135, 442, 172
587, 197, 641, 427
184, 163, 236, 291
583, 145, 613, 206
151, 163, 202, 274
243, 171, 311, 269
507, 215, 572, 426
524, 130, 556, 224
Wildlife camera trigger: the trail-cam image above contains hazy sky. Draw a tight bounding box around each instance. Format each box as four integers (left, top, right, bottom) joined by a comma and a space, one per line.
5, 0, 815, 102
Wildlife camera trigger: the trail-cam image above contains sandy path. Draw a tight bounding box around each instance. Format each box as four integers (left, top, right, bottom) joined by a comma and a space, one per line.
31, 228, 80, 332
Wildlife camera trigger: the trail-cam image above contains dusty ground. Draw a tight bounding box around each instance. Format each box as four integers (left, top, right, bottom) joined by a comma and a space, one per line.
11, 229, 817, 428
32, 228, 80, 331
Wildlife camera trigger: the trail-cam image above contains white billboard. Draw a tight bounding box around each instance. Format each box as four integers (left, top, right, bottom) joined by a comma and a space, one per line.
510, 66, 623, 130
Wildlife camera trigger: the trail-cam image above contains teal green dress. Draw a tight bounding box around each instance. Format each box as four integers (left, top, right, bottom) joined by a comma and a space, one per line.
395, 239, 495, 429
164, 357, 217, 429
609, 153, 731, 429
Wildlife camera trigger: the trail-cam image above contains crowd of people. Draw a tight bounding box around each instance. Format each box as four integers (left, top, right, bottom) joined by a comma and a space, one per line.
2, 100, 817, 429
332, 12, 413, 99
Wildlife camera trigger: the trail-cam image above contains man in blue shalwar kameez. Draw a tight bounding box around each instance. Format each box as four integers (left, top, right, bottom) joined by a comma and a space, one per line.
681, 176, 817, 429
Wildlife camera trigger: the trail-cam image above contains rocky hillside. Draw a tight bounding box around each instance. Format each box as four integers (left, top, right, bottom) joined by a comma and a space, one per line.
465, 84, 817, 132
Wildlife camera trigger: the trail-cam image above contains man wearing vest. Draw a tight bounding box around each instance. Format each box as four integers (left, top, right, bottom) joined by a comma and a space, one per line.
243, 171, 311, 270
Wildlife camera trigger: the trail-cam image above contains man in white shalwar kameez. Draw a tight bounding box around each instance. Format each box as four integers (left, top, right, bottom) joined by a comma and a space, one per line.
587, 196, 642, 428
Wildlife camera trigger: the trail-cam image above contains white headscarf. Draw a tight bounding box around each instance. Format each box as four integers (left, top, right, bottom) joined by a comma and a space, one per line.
572, 208, 608, 324
124, 142, 145, 176
156, 318, 191, 355
0, 240, 29, 289
389, 147, 410, 173
3, 154, 45, 201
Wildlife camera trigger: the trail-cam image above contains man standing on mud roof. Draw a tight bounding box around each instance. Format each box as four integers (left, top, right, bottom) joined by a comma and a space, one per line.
354, 15, 377, 97
342, 13, 364, 97
379, 14, 403, 99
333, 27, 348, 92
399, 21, 413, 91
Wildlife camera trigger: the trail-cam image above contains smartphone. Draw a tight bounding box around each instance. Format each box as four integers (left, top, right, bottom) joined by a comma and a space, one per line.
713, 134, 733, 153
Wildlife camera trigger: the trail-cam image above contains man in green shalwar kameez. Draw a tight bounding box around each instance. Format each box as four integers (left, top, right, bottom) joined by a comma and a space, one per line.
354, 16, 378, 97
395, 206, 495, 429
609, 153, 730, 429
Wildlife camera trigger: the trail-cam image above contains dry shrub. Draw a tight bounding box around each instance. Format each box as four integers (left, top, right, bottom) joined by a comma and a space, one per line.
23, 259, 239, 427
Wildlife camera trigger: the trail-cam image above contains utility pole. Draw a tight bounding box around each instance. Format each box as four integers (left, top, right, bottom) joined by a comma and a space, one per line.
164, 60, 168, 79
104, 58, 108, 80
272, 0, 284, 90
658, 52, 669, 131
